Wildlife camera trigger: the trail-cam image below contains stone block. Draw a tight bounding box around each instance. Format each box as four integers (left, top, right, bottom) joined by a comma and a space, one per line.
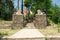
34, 14, 47, 29
12, 13, 24, 29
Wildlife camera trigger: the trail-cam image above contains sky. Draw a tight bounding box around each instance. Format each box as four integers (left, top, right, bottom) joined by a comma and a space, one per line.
13, 0, 23, 10
13, 0, 60, 10
52, 0, 60, 7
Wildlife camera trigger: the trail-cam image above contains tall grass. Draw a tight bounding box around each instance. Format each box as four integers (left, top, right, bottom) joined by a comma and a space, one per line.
58, 23, 60, 33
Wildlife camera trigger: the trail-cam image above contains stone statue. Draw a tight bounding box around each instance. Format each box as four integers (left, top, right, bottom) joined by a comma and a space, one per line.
37, 10, 43, 15
16, 10, 22, 15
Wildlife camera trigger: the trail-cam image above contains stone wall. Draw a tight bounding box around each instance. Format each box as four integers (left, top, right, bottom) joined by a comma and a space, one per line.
0, 21, 12, 29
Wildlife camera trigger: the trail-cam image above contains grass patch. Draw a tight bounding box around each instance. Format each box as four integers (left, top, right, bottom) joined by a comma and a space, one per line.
0, 29, 20, 36
0, 18, 4, 22
57, 23, 60, 33
0, 18, 12, 23
57, 23, 60, 27
39, 26, 58, 36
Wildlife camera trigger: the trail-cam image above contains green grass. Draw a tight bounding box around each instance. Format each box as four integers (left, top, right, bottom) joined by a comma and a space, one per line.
0, 18, 4, 22
39, 26, 58, 36
0, 29, 20, 36
0, 19, 20, 36
57, 23, 60, 27
57, 23, 60, 33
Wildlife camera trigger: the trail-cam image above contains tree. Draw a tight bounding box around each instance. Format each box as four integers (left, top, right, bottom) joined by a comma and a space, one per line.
50, 4, 60, 24
24, 0, 52, 20
24, 0, 60, 24
24, 0, 52, 14
0, 0, 14, 20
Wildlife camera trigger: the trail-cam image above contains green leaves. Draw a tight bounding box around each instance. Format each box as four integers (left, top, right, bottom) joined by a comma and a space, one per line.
0, 0, 14, 20
24, 0, 60, 24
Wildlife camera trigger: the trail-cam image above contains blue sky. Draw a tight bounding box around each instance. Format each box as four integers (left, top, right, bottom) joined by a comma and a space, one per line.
13, 0, 23, 10
13, 0, 60, 10
52, 0, 60, 7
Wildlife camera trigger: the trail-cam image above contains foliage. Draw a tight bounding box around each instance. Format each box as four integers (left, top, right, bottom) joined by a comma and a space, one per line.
24, 0, 52, 20
24, 0, 52, 13
49, 4, 60, 24
0, 0, 14, 20
24, 0, 60, 24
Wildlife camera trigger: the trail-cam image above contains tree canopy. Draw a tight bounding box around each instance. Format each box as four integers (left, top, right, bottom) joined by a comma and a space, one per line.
0, 0, 14, 20
24, 0, 60, 24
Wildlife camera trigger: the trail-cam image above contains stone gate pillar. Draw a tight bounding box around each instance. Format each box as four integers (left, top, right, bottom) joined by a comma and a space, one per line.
12, 11, 24, 29
34, 10, 47, 29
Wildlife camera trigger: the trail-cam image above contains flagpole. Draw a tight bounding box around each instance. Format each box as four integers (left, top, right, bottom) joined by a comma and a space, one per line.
18, 0, 19, 10
21, 0, 25, 27
21, 0, 23, 14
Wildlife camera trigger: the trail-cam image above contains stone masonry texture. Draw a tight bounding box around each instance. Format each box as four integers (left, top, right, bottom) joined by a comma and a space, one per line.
12, 14, 24, 29
34, 14, 47, 29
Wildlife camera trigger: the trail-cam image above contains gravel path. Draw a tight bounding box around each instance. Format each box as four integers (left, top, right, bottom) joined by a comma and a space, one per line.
25, 22, 36, 29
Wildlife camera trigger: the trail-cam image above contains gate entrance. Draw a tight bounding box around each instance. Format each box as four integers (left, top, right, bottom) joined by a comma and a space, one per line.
12, 10, 47, 29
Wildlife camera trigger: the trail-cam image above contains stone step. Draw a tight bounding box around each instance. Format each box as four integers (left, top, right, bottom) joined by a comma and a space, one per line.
2, 29, 45, 40
2, 35, 60, 40
3, 37, 45, 40
2, 29, 60, 40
